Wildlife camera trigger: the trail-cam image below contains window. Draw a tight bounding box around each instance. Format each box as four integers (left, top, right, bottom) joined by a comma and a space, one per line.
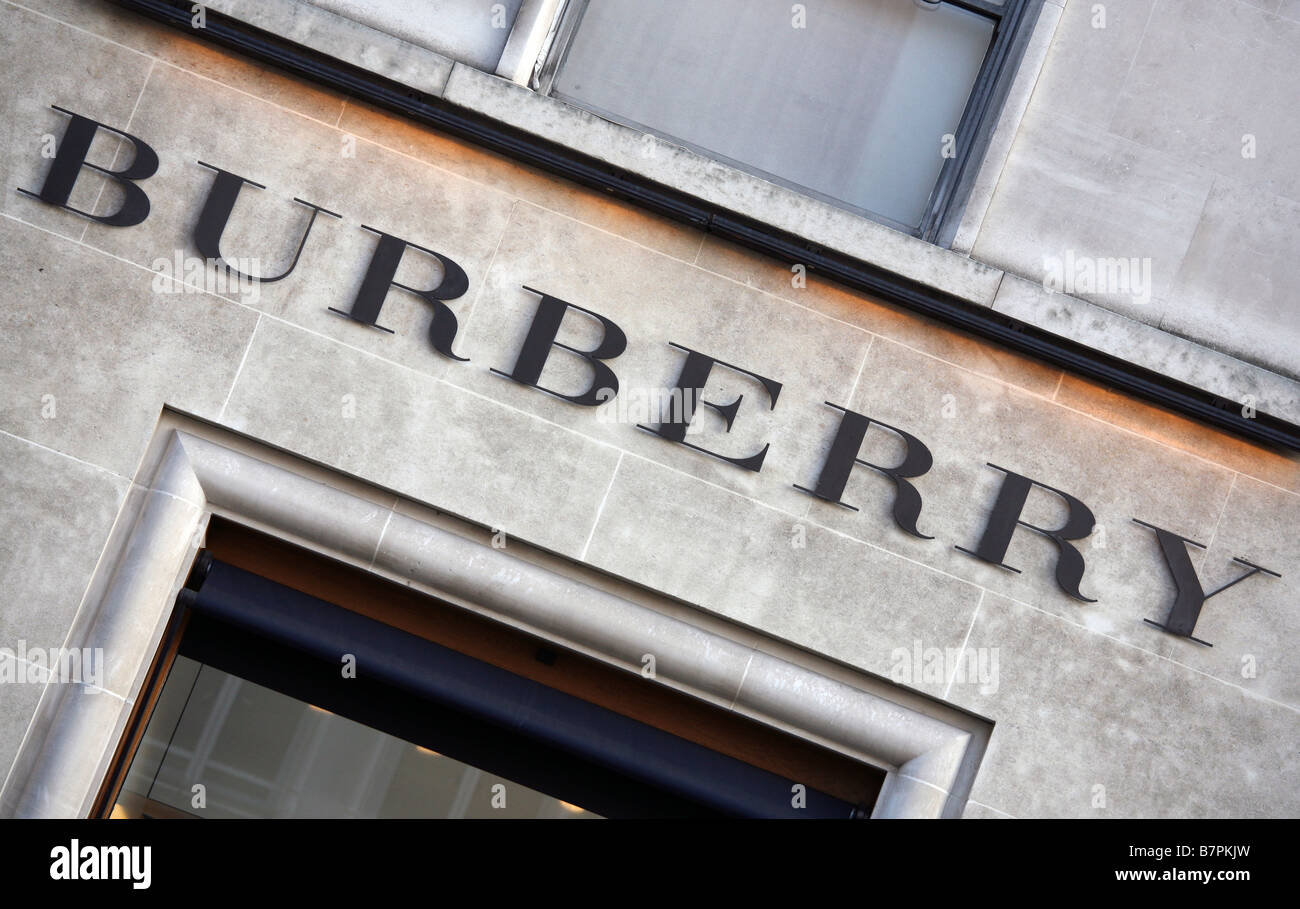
98, 519, 884, 819
542, 0, 1038, 241
113, 656, 607, 819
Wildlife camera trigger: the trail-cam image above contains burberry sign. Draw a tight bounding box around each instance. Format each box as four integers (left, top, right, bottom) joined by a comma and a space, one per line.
19, 107, 1283, 646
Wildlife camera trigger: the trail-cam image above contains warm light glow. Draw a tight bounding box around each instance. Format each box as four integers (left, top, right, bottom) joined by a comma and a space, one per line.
109, 803, 131, 819
559, 801, 584, 813
415, 746, 440, 757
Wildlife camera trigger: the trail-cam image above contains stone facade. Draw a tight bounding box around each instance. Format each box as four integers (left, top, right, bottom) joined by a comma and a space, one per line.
0, 0, 1296, 818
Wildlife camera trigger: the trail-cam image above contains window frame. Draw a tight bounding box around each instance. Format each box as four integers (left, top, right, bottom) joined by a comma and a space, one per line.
536, 0, 1043, 245
1, 415, 990, 819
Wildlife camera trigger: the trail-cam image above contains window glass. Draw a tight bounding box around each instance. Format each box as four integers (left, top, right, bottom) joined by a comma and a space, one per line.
552, 0, 996, 230
114, 657, 599, 819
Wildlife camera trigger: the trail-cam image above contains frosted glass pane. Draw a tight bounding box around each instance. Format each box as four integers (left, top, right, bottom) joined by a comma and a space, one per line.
554, 0, 995, 229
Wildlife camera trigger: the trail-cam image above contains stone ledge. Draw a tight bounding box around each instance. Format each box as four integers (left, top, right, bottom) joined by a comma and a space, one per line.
207, 0, 454, 98
995, 274, 1300, 426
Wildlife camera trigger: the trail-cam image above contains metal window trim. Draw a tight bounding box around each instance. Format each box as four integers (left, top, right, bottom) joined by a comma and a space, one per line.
534, 0, 588, 96
495, 0, 567, 84
924, 0, 1042, 245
